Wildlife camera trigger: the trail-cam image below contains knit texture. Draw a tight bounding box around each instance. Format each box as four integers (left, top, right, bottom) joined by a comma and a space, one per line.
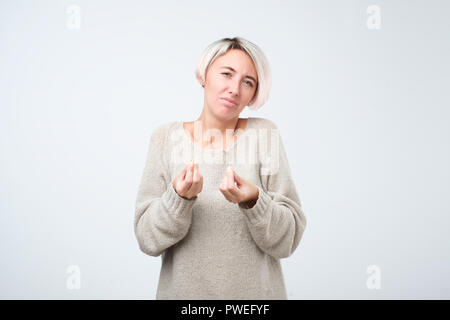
134, 117, 307, 299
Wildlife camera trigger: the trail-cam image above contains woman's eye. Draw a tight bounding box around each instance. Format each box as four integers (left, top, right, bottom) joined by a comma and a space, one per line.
222, 72, 253, 87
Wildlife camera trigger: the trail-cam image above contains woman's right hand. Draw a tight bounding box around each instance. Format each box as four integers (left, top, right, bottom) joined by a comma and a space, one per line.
172, 161, 203, 199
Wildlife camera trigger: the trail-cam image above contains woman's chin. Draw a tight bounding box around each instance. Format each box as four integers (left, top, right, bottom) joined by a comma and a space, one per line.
217, 107, 239, 118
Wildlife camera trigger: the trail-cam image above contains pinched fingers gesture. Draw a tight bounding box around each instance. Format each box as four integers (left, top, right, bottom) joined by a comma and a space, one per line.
172, 161, 203, 199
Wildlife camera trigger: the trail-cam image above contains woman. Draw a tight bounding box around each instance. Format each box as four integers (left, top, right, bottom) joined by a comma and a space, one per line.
134, 37, 307, 300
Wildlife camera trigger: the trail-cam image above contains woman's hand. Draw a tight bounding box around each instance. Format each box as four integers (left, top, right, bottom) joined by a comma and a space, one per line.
219, 166, 259, 207
172, 161, 203, 200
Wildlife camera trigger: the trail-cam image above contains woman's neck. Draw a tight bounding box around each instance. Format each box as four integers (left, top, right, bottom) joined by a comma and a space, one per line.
195, 112, 240, 137
191, 110, 244, 149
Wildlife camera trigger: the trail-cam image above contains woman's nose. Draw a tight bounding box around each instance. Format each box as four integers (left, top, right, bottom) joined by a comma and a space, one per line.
228, 80, 240, 96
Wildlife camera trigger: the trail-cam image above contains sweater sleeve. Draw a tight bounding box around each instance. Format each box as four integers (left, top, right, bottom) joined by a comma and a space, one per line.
134, 124, 197, 257
238, 120, 307, 259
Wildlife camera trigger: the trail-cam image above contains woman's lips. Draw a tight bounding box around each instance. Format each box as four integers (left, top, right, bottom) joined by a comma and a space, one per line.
220, 98, 237, 107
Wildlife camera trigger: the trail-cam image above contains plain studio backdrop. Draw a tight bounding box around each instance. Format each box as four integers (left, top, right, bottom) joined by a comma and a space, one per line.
1, 0, 449, 299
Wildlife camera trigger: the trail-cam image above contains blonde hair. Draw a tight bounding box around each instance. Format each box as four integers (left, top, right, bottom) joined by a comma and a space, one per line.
195, 37, 272, 110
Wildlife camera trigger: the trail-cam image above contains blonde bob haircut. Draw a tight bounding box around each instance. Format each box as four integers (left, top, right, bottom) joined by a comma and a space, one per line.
195, 37, 272, 110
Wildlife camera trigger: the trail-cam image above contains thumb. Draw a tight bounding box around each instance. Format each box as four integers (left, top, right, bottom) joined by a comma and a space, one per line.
226, 166, 235, 187
177, 165, 188, 181
232, 169, 245, 187
193, 163, 200, 180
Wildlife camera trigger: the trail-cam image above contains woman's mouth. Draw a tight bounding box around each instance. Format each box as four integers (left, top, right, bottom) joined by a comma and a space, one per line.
220, 98, 237, 108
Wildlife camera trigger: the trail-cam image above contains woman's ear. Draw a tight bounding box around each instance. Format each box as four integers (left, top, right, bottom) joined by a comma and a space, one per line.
196, 74, 205, 88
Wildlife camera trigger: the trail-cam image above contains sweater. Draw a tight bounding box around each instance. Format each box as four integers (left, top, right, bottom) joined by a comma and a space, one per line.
134, 117, 307, 300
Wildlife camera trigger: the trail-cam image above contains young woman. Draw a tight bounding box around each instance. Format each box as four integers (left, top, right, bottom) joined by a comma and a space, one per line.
134, 37, 307, 299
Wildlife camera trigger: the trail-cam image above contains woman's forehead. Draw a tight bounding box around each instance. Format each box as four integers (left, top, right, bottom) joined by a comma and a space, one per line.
212, 50, 257, 77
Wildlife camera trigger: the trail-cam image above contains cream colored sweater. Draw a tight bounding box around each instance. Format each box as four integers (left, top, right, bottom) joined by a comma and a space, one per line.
134, 117, 307, 300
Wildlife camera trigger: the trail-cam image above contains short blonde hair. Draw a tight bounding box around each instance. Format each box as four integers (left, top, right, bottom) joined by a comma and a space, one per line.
195, 37, 272, 110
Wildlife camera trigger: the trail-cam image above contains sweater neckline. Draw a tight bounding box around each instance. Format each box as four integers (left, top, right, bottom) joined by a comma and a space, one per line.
178, 117, 253, 153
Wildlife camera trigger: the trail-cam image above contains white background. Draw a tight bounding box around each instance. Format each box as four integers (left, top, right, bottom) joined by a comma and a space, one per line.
1, 0, 449, 299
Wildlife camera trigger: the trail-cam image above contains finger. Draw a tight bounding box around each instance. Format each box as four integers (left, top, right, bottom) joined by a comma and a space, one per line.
219, 185, 231, 202
198, 174, 203, 193
220, 175, 238, 203
218, 174, 226, 191
197, 169, 203, 187
219, 175, 228, 194
228, 183, 240, 197
181, 161, 193, 180
226, 166, 235, 188
227, 181, 240, 200
233, 171, 244, 187
189, 163, 201, 193
181, 162, 194, 192
192, 163, 199, 182
228, 169, 242, 199
173, 164, 188, 191
176, 164, 188, 181
223, 188, 238, 203
185, 162, 194, 181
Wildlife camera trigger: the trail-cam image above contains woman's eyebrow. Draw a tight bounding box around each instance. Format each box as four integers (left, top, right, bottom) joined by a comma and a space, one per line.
220, 66, 257, 83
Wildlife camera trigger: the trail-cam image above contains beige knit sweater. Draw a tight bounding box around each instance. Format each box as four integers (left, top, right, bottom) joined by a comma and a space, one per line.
134, 117, 307, 299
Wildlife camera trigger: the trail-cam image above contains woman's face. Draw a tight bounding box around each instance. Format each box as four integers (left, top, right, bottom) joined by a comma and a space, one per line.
200, 49, 258, 120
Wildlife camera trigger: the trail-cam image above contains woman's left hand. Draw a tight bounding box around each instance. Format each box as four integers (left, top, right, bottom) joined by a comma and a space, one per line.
219, 166, 259, 205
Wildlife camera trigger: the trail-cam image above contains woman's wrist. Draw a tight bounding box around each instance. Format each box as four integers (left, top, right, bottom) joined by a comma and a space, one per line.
240, 186, 259, 208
